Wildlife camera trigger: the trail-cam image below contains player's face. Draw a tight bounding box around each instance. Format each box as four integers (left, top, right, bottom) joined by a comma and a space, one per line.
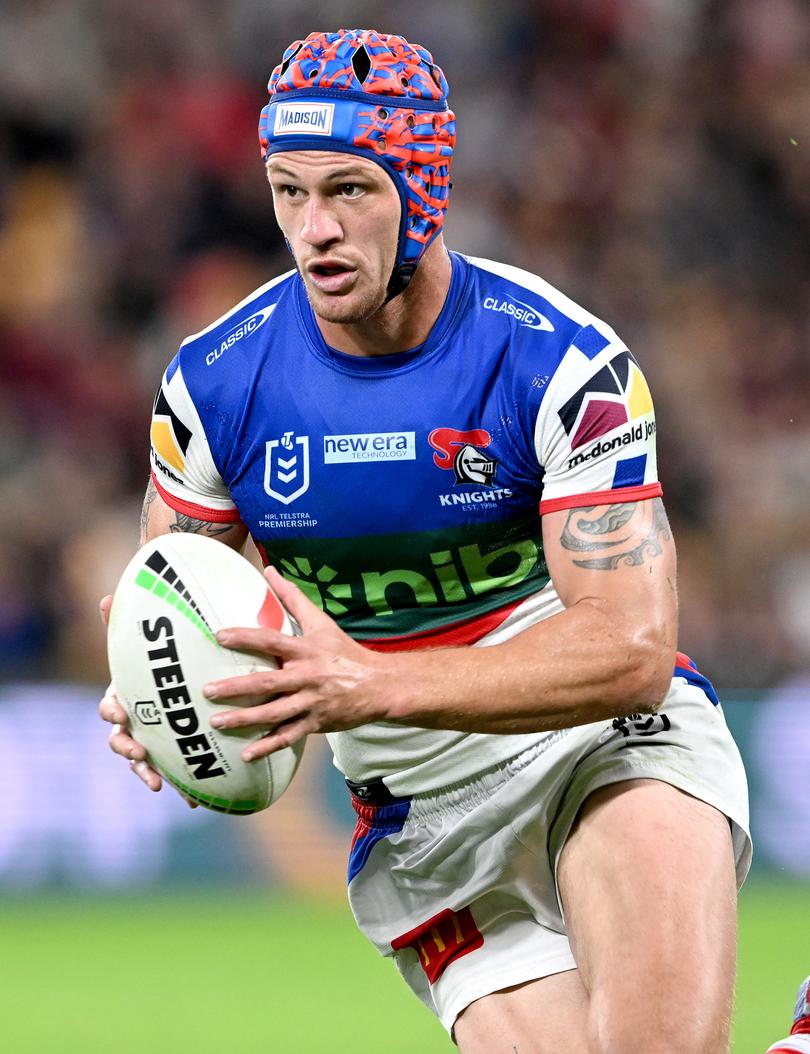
267, 152, 401, 324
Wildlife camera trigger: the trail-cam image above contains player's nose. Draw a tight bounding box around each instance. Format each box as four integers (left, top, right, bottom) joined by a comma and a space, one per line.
299, 197, 342, 247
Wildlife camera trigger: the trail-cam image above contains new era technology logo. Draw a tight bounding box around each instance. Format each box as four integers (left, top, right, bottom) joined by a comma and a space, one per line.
323, 432, 416, 463
273, 103, 335, 136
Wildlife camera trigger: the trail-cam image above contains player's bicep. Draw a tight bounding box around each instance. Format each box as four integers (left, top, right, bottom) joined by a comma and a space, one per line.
542, 498, 678, 643
140, 476, 249, 551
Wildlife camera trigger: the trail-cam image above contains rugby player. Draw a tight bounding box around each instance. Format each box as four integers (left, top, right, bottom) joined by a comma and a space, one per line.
100, 29, 753, 1052
766, 977, 810, 1053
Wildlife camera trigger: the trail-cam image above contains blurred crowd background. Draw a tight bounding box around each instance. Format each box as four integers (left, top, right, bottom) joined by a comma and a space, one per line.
0, 15, 808, 1054
0, 0, 809, 902
0, 0, 804, 691
1, 0, 808, 692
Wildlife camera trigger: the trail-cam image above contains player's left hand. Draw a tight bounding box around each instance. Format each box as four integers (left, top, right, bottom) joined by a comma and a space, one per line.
202, 565, 392, 760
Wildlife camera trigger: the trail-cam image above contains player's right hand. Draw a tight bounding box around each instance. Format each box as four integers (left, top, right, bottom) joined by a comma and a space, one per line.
98, 593, 163, 793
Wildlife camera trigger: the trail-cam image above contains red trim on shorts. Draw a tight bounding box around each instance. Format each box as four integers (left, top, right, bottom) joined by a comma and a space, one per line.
360, 598, 524, 653
391, 906, 484, 985
150, 470, 242, 524
539, 482, 663, 515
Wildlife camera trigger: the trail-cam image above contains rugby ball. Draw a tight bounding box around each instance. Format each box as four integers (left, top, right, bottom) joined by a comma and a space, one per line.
107, 533, 304, 814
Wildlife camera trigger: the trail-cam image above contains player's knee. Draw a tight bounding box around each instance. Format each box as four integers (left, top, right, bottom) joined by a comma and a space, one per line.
588, 1003, 729, 1054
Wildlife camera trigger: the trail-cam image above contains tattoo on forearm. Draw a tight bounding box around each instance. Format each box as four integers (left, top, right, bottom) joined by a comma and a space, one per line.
169, 513, 233, 537
140, 478, 159, 543
560, 498, 671, 570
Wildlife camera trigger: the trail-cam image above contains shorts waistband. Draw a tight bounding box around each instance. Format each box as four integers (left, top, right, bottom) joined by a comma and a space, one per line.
346, 776, 405, 807
347, 730, 570, 824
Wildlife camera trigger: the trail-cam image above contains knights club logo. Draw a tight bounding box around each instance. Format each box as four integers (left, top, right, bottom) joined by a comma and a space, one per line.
264, 431, 310, 504
559, 350, 653, 451
428, 427, 497, 486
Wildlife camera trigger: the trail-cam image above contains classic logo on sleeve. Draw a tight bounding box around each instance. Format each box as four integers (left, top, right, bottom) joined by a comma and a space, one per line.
482, 294, 555, 332
559, 351, 655, 469
205, 305, 276, 366
264, 432, 310, 505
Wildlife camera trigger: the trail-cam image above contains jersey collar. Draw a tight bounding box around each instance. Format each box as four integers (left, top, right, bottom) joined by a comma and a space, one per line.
294, 251, 470, 376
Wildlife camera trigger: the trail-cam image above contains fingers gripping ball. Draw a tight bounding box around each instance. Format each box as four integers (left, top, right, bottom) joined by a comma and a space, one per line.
107, 534, 304, 814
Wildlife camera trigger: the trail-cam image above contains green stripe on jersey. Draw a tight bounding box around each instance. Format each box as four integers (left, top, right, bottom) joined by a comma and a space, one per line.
260, 514, 549, 640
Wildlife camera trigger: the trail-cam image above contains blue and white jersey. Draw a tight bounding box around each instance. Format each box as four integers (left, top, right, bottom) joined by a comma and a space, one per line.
149, 253, 662, 792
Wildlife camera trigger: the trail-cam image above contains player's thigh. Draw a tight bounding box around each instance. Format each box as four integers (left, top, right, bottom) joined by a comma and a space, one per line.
453, 969, 590, 1054
557, 778, 738, 1053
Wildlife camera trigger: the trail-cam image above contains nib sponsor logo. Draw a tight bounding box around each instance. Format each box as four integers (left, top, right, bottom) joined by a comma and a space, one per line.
278, 539, 539, 620
277, 556, 352, 616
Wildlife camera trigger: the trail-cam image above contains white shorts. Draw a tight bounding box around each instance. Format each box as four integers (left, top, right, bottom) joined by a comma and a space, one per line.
346, 680, 752, 1035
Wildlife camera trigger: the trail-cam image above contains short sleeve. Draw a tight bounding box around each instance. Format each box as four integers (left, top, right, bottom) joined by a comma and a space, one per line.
149, 361, 241, 523
535, 330, 663, 515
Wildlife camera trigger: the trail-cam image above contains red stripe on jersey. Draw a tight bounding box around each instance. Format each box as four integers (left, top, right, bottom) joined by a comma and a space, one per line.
361, 598, 523, 652
150, 470, 242, 524
539, 482, 663, 516
793, 1020, 810, 1036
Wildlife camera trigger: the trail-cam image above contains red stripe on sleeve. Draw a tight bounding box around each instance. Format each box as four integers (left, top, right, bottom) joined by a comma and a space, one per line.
539, 482, 663, 516
150, 470, 243, 524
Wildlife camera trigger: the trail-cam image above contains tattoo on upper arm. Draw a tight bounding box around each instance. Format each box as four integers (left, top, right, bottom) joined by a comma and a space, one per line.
169, 513, 233, 538
140, 478, 159, 543
560, 498, 671, 570
141, 476, 233, 541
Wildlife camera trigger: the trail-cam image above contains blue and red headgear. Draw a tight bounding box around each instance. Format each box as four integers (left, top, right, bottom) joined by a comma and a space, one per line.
259, 29, 457, 300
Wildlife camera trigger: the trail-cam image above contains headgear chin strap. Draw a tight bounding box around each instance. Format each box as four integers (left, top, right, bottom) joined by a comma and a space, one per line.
259, 30, 456, 302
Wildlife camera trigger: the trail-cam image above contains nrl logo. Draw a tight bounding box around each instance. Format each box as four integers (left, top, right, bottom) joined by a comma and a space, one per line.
134, 701, 162, 726
264, 432, 310, 505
